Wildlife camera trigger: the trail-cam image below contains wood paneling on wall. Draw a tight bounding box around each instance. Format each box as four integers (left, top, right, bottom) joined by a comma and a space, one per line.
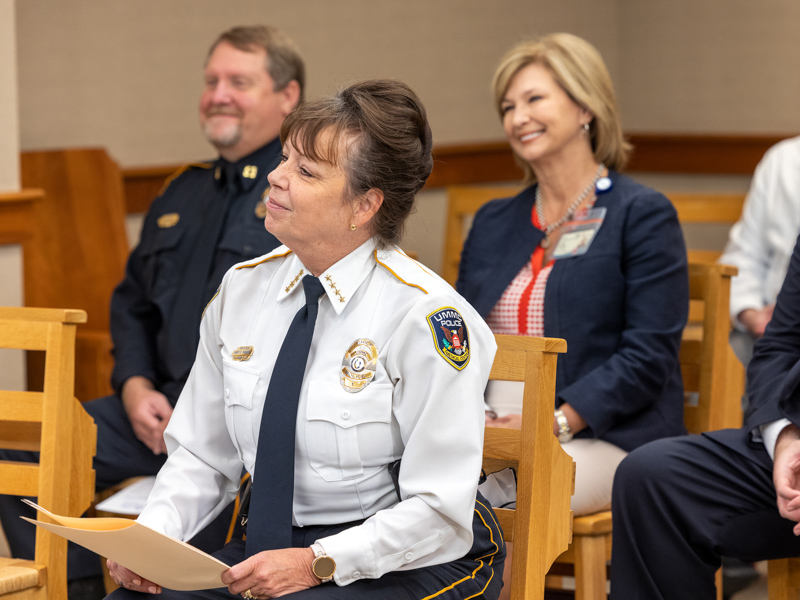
121, 133, 791, 215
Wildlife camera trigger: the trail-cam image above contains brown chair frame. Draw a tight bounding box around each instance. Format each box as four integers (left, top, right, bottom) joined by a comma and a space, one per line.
485, 334, 573, 599
0, 307, 97, 600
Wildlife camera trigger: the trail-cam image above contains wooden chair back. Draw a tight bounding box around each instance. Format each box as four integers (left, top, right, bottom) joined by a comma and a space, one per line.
0, 307, 97, 600
442, 186, 747, 286
484, 334, 573, 600
21, 149, 130, 401
683, 262, 743, 433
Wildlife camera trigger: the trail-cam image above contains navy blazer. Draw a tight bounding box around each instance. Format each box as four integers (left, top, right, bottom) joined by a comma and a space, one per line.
456, 171, 688, 451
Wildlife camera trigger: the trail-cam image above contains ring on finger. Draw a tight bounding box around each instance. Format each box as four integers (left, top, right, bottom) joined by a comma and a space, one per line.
243, 590, 255, 600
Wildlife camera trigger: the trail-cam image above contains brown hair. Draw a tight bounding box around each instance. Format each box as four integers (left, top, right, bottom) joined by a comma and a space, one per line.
280, 79, 433, 246
209, 25, 305, 101
492, 33, 630, 183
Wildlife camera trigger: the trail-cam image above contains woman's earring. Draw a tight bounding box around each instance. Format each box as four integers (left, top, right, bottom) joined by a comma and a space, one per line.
350, 224, 357, 231
583, 123, 590, 133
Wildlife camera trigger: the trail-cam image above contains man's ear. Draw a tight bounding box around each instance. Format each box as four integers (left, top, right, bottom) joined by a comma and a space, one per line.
279, 80, 301, 117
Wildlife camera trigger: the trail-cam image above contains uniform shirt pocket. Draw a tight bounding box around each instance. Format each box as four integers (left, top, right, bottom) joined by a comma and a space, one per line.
137, 226, 186, 297
305, 381, 394, 482
221, 358, 261, 467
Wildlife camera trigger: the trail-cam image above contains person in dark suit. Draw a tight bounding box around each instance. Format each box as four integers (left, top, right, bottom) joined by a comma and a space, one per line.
457, 33, 688, 518
610, 234, 800, 599
0, 25, 304, 594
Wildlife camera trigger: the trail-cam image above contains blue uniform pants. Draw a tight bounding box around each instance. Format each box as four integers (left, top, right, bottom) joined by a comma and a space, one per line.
107, 495, 505, 600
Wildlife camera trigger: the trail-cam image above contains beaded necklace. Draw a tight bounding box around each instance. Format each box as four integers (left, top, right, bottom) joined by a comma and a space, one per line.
535, 163, 605, 249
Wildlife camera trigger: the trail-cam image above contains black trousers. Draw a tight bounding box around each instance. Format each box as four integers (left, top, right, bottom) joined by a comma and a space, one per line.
0, 395, 232, 579
610, 429, 800, 600
107, 495, 505, 600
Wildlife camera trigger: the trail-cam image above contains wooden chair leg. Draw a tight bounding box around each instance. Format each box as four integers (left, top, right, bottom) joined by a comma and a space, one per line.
715, 568, 723, 600
768, 558, 800, 600
573, 534, 608, 600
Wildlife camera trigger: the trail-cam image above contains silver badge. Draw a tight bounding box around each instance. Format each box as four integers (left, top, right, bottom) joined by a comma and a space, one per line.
340, 338, 378, 392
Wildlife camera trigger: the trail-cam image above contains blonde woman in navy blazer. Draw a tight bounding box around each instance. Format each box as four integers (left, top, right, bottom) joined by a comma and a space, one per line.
457, 33, 689, 518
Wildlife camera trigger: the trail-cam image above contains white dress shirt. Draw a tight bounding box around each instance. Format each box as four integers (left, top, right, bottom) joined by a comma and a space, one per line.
720, 135, 800, 329
137, 238, 497, 586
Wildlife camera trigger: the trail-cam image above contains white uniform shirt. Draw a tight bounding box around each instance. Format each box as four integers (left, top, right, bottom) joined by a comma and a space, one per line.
720, 136, 800, 329
137, 238, 497, 586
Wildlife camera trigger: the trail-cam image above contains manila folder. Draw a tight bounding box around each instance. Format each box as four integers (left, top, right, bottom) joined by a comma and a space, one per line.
21, 500, 228, 590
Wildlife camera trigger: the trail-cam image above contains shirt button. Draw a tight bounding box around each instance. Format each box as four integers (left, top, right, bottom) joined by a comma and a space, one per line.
243, 244, 253, 253
404, 552, 413, 561
341, 411, 351, 420
352, 571, 361, 579
225, 389, 230, 399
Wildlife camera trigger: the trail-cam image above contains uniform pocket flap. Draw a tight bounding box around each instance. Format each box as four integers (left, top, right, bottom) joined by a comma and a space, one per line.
306, 381, 393, 428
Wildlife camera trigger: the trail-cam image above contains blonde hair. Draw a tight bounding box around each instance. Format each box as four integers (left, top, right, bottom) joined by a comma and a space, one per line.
492, 33, 630, 183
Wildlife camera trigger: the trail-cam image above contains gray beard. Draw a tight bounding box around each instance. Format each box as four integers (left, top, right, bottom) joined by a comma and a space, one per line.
204, 121, 241, 148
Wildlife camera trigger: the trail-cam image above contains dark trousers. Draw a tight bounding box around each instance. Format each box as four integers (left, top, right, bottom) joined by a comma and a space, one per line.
0, 395, 233, 580
610, 429, 800, 600
107, 495, 505, 600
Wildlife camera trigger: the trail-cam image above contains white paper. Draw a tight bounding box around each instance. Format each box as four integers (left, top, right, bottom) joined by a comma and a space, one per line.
94, 476, 156, 515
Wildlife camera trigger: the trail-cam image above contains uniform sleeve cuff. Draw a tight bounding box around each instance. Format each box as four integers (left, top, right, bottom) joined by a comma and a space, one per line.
316, 529, 376, 586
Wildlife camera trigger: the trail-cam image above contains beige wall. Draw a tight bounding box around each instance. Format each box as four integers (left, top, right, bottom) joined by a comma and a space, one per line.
618, 0, 800, 133
14, 0, 800, 270
0, 0, 24, 396
0, 0, 20, 558
16, 0, 618, 166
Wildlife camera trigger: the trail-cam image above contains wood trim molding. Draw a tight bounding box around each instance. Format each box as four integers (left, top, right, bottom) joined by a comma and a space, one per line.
120, 133, 796, 215
625, 133, 791, 174
0, 189, 43, 245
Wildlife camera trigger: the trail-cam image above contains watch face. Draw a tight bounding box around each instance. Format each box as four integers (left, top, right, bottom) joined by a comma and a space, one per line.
313, 556, 336, 579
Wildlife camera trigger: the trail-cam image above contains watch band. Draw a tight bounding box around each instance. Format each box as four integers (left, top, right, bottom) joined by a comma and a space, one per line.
554, 408, 573, 443
310, 543, 336, 583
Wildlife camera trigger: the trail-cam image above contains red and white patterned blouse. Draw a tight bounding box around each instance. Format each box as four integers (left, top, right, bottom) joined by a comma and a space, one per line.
485, 205, 554, 336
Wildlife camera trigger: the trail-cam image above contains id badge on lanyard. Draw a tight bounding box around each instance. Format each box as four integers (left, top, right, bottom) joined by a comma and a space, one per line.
551, 207, 607, 259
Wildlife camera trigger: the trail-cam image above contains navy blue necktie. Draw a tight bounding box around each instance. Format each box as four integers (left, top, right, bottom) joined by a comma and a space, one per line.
245, 275, 326, 556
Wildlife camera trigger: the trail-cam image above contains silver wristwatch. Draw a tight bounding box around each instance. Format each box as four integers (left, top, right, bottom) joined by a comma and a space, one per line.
554, 408, 573, 443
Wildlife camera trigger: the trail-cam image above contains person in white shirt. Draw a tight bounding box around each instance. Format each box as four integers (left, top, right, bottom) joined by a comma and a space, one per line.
610, 232, 800, 599
720, 136, 800, 366
106, 79, 504, 600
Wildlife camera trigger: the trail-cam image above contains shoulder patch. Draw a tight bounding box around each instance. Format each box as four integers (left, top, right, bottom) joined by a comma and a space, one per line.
427, 307, 471, 370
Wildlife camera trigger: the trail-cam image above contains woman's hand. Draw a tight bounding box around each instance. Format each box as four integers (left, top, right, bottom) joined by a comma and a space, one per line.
107, 560, 162, 594
486, 413, 523, 429
222, 547, 320, 598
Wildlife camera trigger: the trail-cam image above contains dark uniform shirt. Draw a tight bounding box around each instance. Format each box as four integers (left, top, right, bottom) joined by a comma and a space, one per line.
110, 138, 283, 404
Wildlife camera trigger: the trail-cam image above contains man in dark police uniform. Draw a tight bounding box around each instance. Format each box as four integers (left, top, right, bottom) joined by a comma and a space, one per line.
0, 25, 304, 597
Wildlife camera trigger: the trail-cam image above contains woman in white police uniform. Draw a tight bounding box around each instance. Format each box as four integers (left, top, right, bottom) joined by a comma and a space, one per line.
107, 80, 504, 600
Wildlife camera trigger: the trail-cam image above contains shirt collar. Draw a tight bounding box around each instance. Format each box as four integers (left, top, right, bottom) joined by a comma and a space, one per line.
214, 137, 282, 193
276, 239, 380, 315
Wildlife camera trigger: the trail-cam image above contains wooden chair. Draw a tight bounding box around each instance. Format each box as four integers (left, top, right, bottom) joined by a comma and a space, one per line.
21, 149, 130, 402
0, 307, 97, 600
485, 334, 573, 599
768, 557, 800, 599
